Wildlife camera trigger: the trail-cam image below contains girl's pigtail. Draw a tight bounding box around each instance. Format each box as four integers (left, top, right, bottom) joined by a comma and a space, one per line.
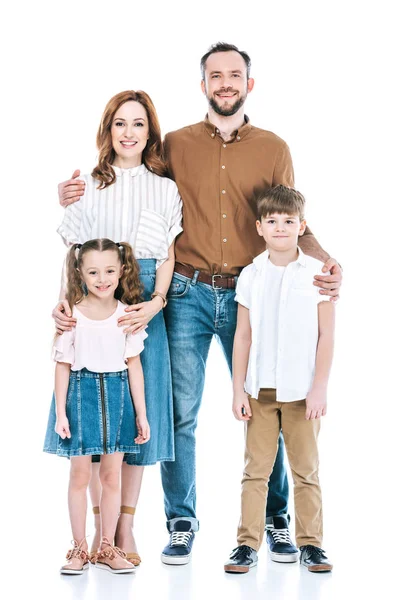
65, 244, 84, 310
117, 242, 143, 305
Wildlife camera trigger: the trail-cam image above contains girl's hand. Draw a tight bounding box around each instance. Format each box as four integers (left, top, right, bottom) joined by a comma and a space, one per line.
135, 415, 150, 444
305, 387, 327, 420
118, 298, 164, 334
55, 416, 71, 439
232, 391, 252, 421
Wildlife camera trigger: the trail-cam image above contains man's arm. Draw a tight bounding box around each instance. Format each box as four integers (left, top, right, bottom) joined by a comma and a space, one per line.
298, 229, 330, 263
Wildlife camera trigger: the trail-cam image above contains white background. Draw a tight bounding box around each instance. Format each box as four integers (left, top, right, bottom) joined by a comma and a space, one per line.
1, 1, 399, 598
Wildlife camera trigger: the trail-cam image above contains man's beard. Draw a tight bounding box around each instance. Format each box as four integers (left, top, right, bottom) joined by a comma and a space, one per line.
208, 92, 246, 117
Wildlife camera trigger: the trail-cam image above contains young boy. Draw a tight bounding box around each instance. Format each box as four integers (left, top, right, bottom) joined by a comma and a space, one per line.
224, 185, 335, 574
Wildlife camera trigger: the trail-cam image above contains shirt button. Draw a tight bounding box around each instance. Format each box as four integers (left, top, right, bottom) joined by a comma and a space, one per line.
222, 213, 227, 218
237, 136, 241, 141
222, 189, 226, 194
221, 165, 226, 169
224, 262, 228, 267
223, 238, 227, 243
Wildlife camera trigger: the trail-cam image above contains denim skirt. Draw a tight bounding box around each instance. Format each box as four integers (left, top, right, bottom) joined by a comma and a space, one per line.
124, 259, 174, 465
43, 259, 174, 464
43, 369, 139, 458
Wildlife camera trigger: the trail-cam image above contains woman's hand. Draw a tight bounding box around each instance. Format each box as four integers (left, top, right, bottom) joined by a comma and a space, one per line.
118, 297, 164, 334
52, 301, 76, 335
135, 414, 150, 444
55, 416, 71, 439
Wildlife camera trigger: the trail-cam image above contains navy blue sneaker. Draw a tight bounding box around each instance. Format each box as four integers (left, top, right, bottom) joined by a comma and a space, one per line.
265, 515, 299, 563
161, 520, 195, 565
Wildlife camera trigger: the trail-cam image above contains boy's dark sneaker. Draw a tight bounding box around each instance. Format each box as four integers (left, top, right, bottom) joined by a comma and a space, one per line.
300, 545, 333, 572
161, 520, 195, 565
265, 515, 299, 563
224, 545, 258, 573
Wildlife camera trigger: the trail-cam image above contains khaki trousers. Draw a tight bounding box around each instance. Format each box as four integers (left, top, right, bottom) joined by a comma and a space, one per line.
237, 389, 323, 551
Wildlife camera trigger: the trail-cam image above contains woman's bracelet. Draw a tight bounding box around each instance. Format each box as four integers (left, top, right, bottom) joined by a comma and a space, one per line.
151, 290, 168, 308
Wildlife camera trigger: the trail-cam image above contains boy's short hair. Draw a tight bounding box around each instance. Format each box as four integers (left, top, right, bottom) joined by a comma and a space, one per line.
256, 185, 306, 221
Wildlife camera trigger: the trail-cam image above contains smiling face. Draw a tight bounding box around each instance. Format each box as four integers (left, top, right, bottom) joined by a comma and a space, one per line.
79, 249, 123, 300
256, 213, 307, 253
111, 101, 149, 168
201, 50, 254, 117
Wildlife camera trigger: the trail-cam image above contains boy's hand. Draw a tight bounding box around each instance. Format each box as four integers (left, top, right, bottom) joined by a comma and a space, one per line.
305, 388, 327, 420
232, 391, 252, 421
55, 416, 71, 439
135, 415, 150, 444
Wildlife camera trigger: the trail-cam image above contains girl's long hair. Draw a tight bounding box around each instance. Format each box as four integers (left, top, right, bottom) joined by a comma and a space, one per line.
65, 239, 143, 310
91, 90, 166, 189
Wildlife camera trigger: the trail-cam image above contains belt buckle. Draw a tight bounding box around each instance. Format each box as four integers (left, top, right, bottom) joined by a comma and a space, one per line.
212, 274, 223, 290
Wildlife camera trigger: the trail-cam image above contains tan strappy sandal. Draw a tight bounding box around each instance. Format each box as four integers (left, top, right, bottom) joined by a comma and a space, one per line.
120, 505, 141, 566
60, 539, 89, 575
89, 506, 100, 564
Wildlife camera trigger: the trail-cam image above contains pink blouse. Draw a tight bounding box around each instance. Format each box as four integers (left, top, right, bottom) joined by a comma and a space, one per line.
53, 301, 147, 373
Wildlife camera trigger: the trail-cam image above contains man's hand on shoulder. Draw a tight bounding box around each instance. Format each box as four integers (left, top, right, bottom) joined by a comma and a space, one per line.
59, 169, 85, 207
314, 258, 342, 302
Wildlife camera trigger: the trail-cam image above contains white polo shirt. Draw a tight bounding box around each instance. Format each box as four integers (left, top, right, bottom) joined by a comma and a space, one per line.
235, 248, 330, 402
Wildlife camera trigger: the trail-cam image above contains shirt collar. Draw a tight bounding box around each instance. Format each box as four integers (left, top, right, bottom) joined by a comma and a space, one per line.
253, 247, 307, 270
203, 114, 252, 141
113, 163, 148, 177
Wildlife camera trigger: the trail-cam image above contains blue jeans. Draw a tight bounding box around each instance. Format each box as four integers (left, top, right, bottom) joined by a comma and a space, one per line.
161, 271, 289, 530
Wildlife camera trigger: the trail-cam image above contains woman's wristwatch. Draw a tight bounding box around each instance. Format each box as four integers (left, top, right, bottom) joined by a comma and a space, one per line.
151, 290, 168, 308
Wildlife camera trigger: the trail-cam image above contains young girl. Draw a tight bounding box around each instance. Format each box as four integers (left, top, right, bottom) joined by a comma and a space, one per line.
44, 238, 149, 574
51, 90, 182, 564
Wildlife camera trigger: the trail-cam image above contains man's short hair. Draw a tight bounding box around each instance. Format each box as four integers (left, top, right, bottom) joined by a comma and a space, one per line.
200, 42, 251, 80
256, 185, 306, 221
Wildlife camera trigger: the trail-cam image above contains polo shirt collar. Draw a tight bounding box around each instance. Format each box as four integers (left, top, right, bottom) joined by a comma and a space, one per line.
253, 247, 307, 270
203, 114, 252, 141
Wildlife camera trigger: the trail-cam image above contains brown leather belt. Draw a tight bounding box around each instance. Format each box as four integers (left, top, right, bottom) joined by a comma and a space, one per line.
174, 262, 236, 289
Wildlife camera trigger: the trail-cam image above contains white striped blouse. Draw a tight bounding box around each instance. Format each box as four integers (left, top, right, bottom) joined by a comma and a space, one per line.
57, 164, 183, 268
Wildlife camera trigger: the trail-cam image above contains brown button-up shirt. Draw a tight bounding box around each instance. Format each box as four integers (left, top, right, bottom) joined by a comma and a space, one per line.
164, 116, 296, 275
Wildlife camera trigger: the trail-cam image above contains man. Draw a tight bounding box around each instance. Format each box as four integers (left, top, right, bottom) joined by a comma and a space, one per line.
56, 43, 342, 566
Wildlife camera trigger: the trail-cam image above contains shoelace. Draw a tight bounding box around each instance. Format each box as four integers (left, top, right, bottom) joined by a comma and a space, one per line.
66, 538, 88, 561
230, 545, 253, 560
97, 537, 127, 561
170, 531, 193, 548
269, 527, 292, 544
303, 545, 327, 560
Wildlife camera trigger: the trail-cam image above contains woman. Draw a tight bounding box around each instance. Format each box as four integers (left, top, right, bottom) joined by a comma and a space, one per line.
50, 90, 182, 564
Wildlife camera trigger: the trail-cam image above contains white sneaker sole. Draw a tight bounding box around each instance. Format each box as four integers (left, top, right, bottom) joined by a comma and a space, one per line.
95, 562, 135, 574
269, 549, 299, 563
161, 552, 191, 565
60, 563, 89, 575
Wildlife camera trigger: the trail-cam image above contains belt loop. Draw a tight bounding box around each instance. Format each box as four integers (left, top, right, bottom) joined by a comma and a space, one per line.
191, 270, 199, 286
76, 370, 81, 381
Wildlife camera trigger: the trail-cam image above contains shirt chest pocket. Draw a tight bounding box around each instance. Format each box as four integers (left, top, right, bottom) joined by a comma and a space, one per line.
135, 208, 169, 257
291, 287, 314, 297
